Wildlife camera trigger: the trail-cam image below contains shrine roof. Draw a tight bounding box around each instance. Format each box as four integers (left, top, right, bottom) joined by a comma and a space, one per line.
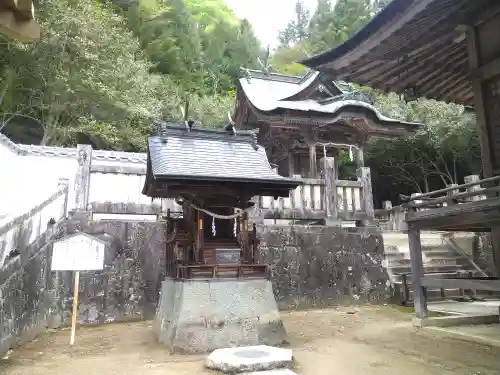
238, 70, 420, 128
300, 0, 491, 106
146, 123, 299, 186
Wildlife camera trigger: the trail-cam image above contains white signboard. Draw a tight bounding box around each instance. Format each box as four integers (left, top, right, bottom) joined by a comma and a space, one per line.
51, 233, 105, 271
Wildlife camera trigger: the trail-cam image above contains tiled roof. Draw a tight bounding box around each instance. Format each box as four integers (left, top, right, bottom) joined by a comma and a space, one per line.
148, 124, 297, 185
0, 132, 146, 164
238, 69, 421, 129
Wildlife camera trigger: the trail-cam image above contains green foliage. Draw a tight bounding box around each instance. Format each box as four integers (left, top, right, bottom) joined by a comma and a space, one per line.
278, 0, 310, 47
367, 92, 480, 200
270, 44, 308, 76
1, 0, 254, 150
128, 0, 262, 95
0, 0, 165, 147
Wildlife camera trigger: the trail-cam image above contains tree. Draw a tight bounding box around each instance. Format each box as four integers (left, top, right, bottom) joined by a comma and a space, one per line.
0, 0, 164, 147
308, 0, 372, 54
278, 0, 310, 47
366, 93, 480, 202
269, 44, 309, 76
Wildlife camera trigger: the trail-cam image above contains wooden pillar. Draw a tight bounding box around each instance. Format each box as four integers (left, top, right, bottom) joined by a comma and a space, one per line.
320, 156, 340, 226
58, 178, 70, 216
464, 175, 484, 201
308, 143, 317, 178
288, 152, 295, 177
197, 211, 204, 263
446, 184, 459, 206
467, 26, 500, 276
407, 224, 428, 320
357, 167, 375, 225
242, 212, 249, 262
74, 144, 92, 212
467, 27, 493, 177
356, 146, 365, 168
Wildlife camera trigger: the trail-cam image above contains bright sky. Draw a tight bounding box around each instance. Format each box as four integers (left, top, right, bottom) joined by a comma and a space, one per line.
225, 0, 318, 49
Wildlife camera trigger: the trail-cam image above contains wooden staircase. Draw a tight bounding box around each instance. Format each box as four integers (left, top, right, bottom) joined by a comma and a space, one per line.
383, 232, 491, 304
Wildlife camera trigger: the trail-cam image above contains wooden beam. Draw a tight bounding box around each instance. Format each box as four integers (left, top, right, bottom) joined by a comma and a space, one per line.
91, 164, 146, 175
472, 56, 500, 81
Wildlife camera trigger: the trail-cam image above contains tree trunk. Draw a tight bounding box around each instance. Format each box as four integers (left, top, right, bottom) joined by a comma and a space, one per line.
40, 131, 52, 146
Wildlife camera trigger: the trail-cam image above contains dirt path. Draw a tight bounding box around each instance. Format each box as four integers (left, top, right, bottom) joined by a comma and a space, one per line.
1, 306, 500, 375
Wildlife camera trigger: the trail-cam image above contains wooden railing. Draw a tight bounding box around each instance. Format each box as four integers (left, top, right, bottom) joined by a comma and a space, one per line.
402, 174, 500, 231
400, 174, 500, 319
256, 167, 374, 225
0, 179, 69, 267
336, 180, 364, 220
375, 203, 407, 231
259, 178, 324, 214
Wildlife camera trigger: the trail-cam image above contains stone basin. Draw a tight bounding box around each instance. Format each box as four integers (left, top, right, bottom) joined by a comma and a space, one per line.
204, 345, 293, 373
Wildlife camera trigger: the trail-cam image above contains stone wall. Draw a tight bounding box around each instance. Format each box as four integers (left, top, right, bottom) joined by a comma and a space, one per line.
0, 220, 389, 357
258, 225, 391, 309
0, 217, 166, 357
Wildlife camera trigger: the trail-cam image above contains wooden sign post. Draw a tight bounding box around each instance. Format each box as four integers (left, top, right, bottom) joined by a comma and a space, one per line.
51, 232, 106, 346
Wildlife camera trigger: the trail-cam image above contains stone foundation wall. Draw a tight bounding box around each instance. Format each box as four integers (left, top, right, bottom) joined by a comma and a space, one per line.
0, 220, 389, 357
258, 225, 391, 309
0, 217, 166, 357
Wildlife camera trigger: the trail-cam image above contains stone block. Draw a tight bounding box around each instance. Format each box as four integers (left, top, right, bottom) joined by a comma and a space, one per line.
154, 279, 288, 353
205, 345, 293, 373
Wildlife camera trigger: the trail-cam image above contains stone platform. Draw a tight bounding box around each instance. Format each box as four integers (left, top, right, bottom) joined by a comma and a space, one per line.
154, 278, 288, 353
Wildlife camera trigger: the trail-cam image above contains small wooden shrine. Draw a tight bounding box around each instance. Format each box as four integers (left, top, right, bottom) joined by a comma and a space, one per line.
234, 69, 420, 178
142, 121, 300, 280
233, 69, 421, 225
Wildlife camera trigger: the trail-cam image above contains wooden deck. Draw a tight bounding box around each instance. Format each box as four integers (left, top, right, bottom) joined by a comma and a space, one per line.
404, 175, 500, 232
403, 175, 500, 319
176, 263, 267, 279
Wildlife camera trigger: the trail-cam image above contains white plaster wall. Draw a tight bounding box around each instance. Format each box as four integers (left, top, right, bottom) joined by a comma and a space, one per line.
0, 143, 21, 216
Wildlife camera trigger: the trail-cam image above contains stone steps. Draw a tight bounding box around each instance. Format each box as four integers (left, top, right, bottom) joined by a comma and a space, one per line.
382, 232, 486, 303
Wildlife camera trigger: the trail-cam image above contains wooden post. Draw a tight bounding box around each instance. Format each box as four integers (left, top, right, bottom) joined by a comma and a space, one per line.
58, 178, 70, 216
464, 175, 483, 201
446, 183, 459, 206
242, 212, 249, 262
357, 167, 375, 225
74, 144, 93, 212
383, 200, 392, 211
197, 211, 204, 263
356, 146, 365, 168
288, 152, 295, 177
467, 27, 500, 278
70, 271, 80, 345
308, 144, 317, 178
382, 200, 393, 230
407, 225, 428, 320
320, 157, 340, 226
